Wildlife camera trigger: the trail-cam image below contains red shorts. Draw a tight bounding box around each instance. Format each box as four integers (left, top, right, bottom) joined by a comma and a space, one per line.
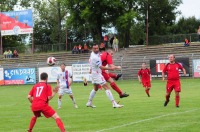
166, 80, 181, 93
32, 105, 55, 118
142, 81, 151, 88
102, 71, 111, 81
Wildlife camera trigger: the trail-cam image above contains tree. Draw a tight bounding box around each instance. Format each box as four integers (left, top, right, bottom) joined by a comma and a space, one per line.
138, 0, 182, 36
169, 17, 200, 34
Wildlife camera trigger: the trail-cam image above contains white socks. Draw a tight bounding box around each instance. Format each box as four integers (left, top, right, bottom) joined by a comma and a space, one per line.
58, 99, 62, 108
88, 89, 97, 101
105, 90, 115, 102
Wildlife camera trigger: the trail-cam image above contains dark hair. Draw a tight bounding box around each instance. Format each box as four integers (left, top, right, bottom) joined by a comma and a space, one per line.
92, 43, 98, 47
40, 72, 48, 80
60, 63, 66, 66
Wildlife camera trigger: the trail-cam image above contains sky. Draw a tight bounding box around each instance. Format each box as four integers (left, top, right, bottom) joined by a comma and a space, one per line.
176, 0, 200, 20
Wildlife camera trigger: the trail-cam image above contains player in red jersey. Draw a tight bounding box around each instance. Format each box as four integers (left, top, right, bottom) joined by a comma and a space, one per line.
162, 55, 186, 108
27, 72, 66, 132
100, 49, 129, 98
138, 62, 152, 97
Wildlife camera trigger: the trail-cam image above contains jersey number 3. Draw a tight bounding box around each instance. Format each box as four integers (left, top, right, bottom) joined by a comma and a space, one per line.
36, 86, 44, 97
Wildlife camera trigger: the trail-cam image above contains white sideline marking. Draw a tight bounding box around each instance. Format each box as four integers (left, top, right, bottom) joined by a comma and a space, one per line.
96, 108, 199, 132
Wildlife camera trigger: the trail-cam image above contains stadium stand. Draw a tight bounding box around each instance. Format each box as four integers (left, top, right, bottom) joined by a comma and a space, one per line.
0, 42, 200, 80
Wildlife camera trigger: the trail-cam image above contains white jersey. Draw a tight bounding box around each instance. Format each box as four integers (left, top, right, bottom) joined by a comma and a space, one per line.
90, 52, 102, 74
90, 52, 106, 85
57, 70, 72, 89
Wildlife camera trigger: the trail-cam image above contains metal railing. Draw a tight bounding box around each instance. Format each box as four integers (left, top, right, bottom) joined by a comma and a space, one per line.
149, 33, 199, 45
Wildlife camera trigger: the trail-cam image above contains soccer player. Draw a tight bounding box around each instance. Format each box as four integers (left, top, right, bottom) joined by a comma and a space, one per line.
100, 49, 129, 98
138, 62, 152, 97
86, 44, 123, 108
57, 63, 78, 109
27, 72, 66, 132
162, 54, 186, 108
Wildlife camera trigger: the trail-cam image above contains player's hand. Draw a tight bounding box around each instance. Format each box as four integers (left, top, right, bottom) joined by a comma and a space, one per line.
116, 66, 121, 70
162, 77, 165, 81
53, 86, 59, 93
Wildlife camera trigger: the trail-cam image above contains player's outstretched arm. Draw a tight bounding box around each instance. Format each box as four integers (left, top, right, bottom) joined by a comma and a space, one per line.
100, 66, 115, 71
108, 64, 121, 70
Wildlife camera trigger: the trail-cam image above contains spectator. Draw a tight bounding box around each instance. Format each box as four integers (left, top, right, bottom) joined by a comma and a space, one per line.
197, 26, 200, 42
99, 42, 105, 52
83, 44, 89, 53
7, 50, 13, 58
72, 45, 78, 54
184, 38, 190, 47
3, 50, 8, 58
78, 44, 82, 54
104, 35, 109, 48
113, 36, 119, 52
110, 36, 114, 48
13, 49, 19, 58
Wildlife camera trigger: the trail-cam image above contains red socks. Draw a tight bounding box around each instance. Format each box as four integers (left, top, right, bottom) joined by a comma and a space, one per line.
28, 116, 37, 131
56, 118, 66, 132
176, 95, 180, 107
145, 89, 150, 97
108, 73, 117, 79
110, 82, 122, 96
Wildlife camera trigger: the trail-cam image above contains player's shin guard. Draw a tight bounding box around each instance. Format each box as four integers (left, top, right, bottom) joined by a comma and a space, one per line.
175, 95, 180, 107
110, 82, 122, 96
55, 118, 66, 132
29, 116, 37, 131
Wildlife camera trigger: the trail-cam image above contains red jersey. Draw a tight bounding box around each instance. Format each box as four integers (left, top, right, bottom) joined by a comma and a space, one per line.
162, 62, 183, 80
100, 52, 113, 71
138, 68, 151, 82
29, 82, 52, 111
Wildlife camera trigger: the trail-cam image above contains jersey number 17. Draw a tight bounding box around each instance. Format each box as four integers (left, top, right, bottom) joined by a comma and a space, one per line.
36, 86, 44, 97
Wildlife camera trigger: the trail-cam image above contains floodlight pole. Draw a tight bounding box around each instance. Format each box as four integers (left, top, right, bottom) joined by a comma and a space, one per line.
146, 1, 149, 47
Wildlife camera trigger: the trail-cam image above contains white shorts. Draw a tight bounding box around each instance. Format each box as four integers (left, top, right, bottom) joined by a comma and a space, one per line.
91, 73, 106, 86
58, 88, 73, 95
113, 44, 118, 49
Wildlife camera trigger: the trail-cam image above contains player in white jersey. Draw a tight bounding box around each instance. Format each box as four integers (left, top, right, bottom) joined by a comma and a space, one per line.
57, 63, 78, 109
86, 44, 123, 108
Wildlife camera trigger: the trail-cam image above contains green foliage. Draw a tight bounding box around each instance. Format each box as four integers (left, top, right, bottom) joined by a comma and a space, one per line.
169, 17, 200, 34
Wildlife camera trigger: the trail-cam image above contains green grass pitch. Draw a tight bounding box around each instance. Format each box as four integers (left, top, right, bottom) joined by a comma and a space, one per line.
0, 79, 199, 132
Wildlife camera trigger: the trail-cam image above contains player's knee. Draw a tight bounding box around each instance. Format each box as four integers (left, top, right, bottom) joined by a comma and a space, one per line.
52, 113, 60, 119
107, 78, 114, 83
175, 92, 179, 96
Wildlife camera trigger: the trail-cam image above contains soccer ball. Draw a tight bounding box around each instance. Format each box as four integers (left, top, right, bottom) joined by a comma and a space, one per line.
47, 57, 56, 66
